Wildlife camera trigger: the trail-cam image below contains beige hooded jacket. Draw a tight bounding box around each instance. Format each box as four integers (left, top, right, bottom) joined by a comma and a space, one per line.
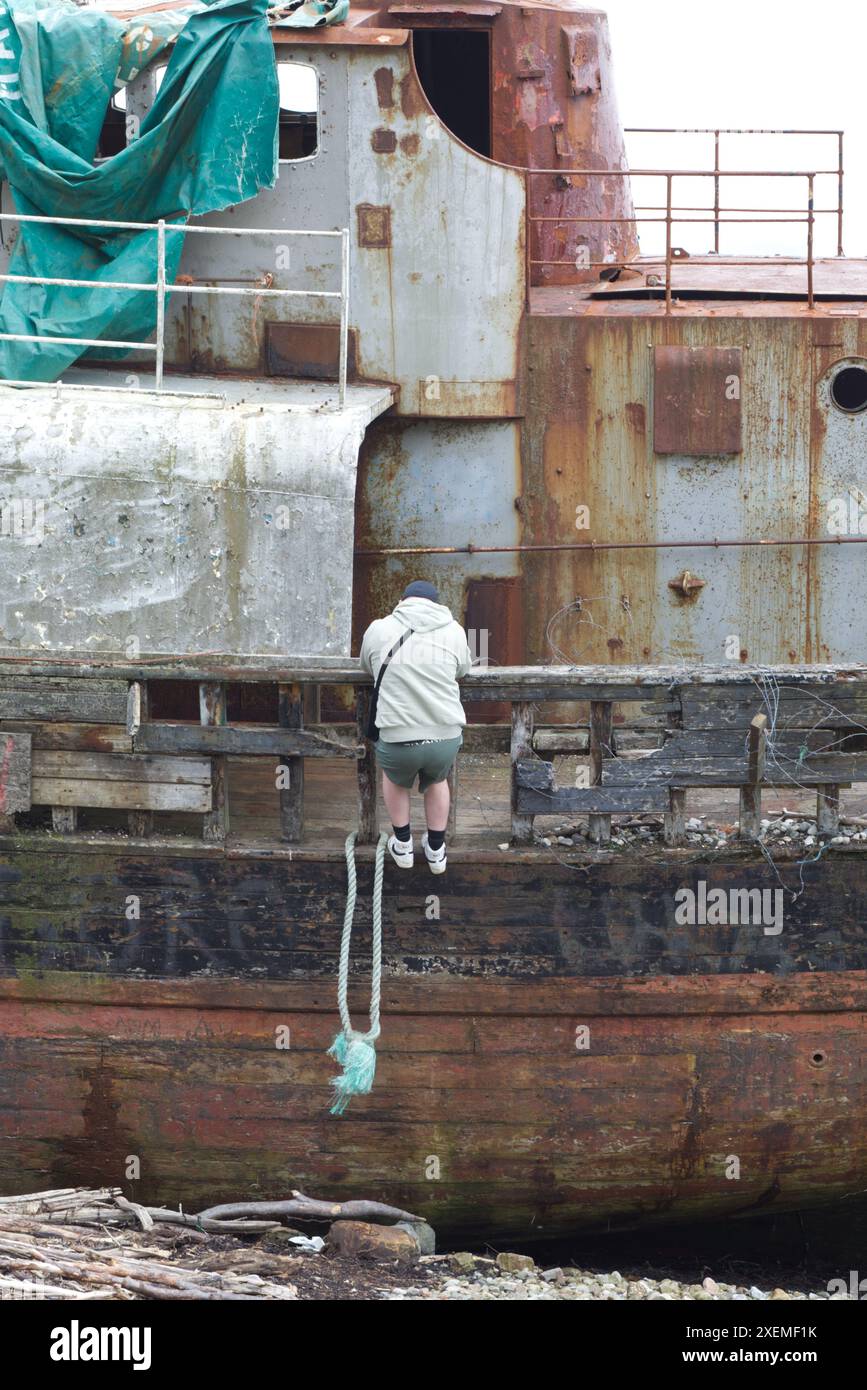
359, 597, 473, 742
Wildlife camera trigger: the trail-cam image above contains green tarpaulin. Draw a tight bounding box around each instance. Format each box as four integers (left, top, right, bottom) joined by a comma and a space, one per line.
0, 0, 345, 383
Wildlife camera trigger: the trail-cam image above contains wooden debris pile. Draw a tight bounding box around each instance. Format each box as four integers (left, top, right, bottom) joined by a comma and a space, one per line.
0, 1187, 423, 1301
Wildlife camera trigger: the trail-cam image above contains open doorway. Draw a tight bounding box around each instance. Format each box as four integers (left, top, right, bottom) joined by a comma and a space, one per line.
412, 30, 492, 158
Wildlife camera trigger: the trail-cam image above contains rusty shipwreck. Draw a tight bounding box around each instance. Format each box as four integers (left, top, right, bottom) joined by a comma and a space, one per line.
0, 0, 866, 1244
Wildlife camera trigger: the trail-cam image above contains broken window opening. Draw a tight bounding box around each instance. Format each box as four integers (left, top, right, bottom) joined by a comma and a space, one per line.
96, 67, 166, 160
97, 61, 318, 164
278, 62, 319, 162
97, 91, 127, 159
412, 30, 492, 159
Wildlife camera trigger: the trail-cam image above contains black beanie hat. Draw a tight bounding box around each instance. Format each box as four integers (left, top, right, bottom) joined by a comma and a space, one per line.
402, 580, 439, 602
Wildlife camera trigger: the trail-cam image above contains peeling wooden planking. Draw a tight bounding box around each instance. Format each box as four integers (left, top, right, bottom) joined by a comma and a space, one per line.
0, 678, 128, 723
30, 780, 212, 813
0, 732, 31, 815
0, 721, 132, 753
32, 751, 212, 785
515, 759, 668, 812
133, 723, 359, 758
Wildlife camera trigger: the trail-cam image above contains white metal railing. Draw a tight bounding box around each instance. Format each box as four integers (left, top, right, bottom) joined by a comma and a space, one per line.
0, 213, 351, 407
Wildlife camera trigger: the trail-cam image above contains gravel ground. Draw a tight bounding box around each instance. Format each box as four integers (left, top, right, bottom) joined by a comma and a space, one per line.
378, 1254, 855, 1301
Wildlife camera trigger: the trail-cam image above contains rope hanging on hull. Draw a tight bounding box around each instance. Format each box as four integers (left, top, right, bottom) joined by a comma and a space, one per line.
327, 830, 386, 1115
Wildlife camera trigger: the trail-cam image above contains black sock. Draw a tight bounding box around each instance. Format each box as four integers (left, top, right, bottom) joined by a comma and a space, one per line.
427, 829, 446, 851
392, 823, 411, 843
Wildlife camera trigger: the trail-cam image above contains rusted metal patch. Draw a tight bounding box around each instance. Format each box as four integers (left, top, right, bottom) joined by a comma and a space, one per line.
551, 120, 574, 159
356, 204, 392, 249
593, 258, 867, 300
373, 66, 395, 110
562, 24, 601, 96
371, 128, 398, 153
272, 29, 409, 48
491, 8, 638, 285
399, 70, 427, 119
653, 346, 743, 455
387, 4, 502, 21
465, 577, 524, 723
266, 323, 358, 382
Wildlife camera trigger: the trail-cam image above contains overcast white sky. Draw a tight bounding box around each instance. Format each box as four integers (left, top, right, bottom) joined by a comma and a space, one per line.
607, 0, 866, 258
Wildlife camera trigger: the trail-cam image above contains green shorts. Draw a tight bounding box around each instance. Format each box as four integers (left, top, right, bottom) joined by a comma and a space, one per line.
375, 735, 463, 792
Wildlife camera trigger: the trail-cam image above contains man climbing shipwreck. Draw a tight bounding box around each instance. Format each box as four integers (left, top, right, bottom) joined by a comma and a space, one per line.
360, 580, 473, 874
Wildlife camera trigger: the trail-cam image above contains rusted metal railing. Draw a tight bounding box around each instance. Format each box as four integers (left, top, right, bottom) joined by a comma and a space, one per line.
625, 127, 845, 258
0, 213, 351, 407
527, 163, 840, 311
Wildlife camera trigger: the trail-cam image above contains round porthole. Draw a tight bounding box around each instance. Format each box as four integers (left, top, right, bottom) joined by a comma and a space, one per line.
830, 364, 867, 414
809, 1050, 828, 1069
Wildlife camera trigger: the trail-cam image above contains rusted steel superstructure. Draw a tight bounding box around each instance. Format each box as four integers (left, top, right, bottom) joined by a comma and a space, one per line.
134, 3, 867, 666
1, 3, 867, 1243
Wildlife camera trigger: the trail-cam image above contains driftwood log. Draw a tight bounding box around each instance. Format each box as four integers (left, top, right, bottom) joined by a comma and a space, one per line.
0, 1225, 294, 1300
197, 1191, 420, 1224
0, 1186, 419, 1233
0, 1184, 424, 1301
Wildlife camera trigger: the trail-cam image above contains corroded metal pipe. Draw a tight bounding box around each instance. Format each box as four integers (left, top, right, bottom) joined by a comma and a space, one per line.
356, 537, 867, 557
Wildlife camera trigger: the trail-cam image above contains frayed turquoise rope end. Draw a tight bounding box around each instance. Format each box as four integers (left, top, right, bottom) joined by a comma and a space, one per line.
328, 830, 386, 1115
328, 1031, 378, 1116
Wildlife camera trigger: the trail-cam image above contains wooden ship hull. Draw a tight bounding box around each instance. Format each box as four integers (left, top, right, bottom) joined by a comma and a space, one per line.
2, 843, 865, 1243
1, 663, 865, 1244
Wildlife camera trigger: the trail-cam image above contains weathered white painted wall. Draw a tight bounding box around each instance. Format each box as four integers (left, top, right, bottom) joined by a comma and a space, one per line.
0, 379, 391, 655
162, 43, 526, 413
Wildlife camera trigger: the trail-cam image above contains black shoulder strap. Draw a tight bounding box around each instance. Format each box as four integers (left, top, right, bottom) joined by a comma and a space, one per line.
366, 626, 412, 741
374, 626, 412, 695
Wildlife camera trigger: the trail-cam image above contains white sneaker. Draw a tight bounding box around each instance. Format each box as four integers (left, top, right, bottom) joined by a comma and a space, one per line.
388, 834, 414, 869
421, 832, 447, 874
